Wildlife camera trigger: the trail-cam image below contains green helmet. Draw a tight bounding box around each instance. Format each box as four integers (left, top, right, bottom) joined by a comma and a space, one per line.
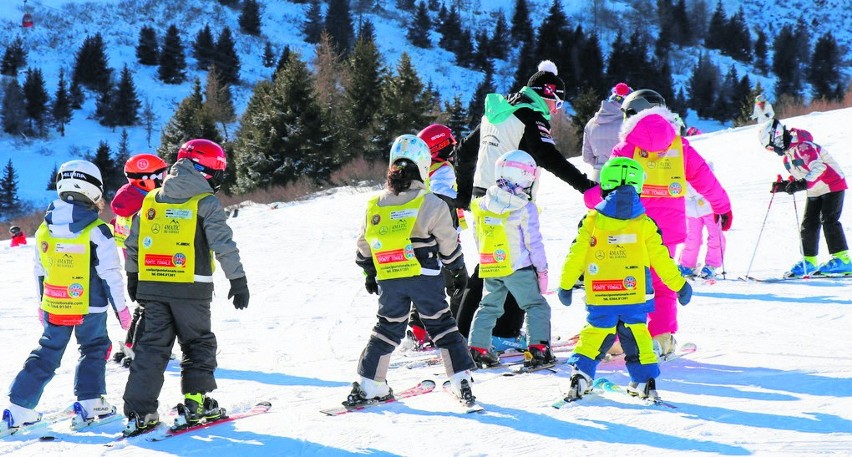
599, 157, 645, 194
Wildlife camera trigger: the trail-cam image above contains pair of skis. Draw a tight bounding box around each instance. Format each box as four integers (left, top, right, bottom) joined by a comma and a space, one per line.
551, 378, 677, 409
320, 379, 483, 416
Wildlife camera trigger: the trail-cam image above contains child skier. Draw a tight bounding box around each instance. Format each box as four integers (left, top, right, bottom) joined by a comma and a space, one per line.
559, 158, 692, 401
109, 153, 168, 368
678, 163, 726, 279
467, 150, 553, 369
350, 134, 476, 408
121, 139, 250, 436
9, 226, 26, 246
584, 89, 731, 359
760, 118, 850, 276
2, 160, 130, 433
751, 94, 775, 124
404, 124, 469, 349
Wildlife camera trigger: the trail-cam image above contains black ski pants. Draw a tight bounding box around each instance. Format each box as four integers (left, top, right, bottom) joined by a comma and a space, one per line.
801, 190, 847, 257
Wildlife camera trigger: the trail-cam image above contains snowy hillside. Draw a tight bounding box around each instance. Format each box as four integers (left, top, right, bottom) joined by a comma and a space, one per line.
0, 108, 850, 455
1, 0, 851, 206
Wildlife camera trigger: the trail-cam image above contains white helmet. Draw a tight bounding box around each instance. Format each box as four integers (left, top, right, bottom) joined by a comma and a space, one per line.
495, 150, 539, 190
56, 160, 104, 204
389, 134, 431, 184
758, 118, 786, 155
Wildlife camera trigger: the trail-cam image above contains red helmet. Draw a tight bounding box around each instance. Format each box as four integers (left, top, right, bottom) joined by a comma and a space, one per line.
417, 124, 457, 162
177, 139, 227, 191
125, 154, 168, 192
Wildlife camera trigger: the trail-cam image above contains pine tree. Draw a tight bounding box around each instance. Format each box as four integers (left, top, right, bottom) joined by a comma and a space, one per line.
670, 0, 692, 45
472, 29, 491, 69
87, 141, 120, 199
22, 67, 50, 137
605, 31, 630, 88
112, 64, 140, 126
345, 35, 384, 160
467, 63, 495, 130
214, 27, 240, 86
233, 52, 332, 192
688, 53, 720, 118
204, 65, 236, 140
490, 10, 510, 60
438, 6, 463, 54
52, 68, 73, 136
724, 7, 751, 62
193, 24, 216, 70
808, 32, 842, 101
1, 37, 27, 77
357, 17, 376, 43
772, 25, 800, 99
753, 29, 769, 75
303, 0, 324, 44
95, 84, 116, 128
0, 160, 20, 216
239, 0, 262, 36
157, 79, 221, 164
407, 1, 432, 48
325, 0, 355, 55
313, 33, 350, 166
142, 98, 156, 147
273, 45, 292, 81
377, 53, 430, 149
511, 38, 537, 93
136, 26, 159, 65
72, 33, 112, 92
46, 163, 58, 191
570, 86, 602, 147
711, 66, 738, 121
115, 129, 131, 181
576, 32, 605, 96
705, 0, 727, 50
69, 75, 84, 109
510, 0, 533, 45
732, 73, 753, 127
263, 42, 276, 68
159, 24, 187, 84
0, 78, 27, 135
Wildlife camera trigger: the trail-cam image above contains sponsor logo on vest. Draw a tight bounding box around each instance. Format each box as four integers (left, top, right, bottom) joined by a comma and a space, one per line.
164, 220, 181, 234
371, 214, 381, 225
172, 253, 187, 267
68, 283, 85, 298
147, 208, 156, 220
57, 254, 74, 268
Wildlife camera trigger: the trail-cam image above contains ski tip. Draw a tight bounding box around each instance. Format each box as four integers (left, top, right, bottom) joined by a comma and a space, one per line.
39, 435, 56, 441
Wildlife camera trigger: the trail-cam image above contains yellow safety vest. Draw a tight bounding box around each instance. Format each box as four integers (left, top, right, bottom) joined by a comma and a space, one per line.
138, 189, 210, 283
471, 198, 513, 278
583, 212, 648, 305
365, 192, 425, 280
35, 220, 103, 315
113, 215, 133, 248
633, 136, 687, 198
429, 162, 468, 230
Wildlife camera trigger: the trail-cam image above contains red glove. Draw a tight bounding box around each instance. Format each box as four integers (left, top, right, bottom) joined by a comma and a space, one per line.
715, 211, 733, 231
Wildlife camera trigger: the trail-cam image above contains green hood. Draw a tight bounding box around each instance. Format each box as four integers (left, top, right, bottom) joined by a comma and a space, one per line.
483, 86, 551, 124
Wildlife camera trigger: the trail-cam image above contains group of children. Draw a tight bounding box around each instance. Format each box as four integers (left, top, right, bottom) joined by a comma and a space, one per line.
1, 139, 249, 438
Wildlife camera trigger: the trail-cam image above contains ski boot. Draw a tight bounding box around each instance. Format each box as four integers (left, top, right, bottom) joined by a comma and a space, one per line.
524, 343, 555, 368
1, 404, 42, 434
122, 411, 160, 437
817, 255, 852, 276
490, 333, 527, 353
175, 393, 225, 429
343, 377, 393, 407
469, 346, 501, 369
448, 371, 476, 407
563, 368, 593, 402
678, 264, 695, 277
407, 324, 433, 350
699, 265, 717, 279
627, 378, 660, 401
72, 397, 116, 429
652, 333, 677, 360
785, 258, 818, 278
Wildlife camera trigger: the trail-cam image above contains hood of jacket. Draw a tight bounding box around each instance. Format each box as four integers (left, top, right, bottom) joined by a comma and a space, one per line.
160, 159, 215, 201
594, 99, 624, 125
483, 87, 551, 124
480, 185, 530, 214
619, 106, 678, 152
789, 127, 814, 146
43, 199, 101, 238
594, 186, 645, 220
110, 182, 147, 217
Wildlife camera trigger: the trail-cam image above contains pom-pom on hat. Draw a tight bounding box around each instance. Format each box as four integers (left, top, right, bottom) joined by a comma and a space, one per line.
608, 82, 633, 104
527, 60, 565, 100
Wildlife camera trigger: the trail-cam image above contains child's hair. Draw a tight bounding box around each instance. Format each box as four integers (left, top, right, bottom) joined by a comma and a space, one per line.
386, 159, 421, 195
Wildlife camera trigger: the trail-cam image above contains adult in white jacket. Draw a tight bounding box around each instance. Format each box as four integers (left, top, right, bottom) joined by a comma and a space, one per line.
582, 83, 633, 181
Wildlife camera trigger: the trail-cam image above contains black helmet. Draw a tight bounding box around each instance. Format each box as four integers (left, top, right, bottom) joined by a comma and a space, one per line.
9, 226, 21, 236
621, 89, 666, 118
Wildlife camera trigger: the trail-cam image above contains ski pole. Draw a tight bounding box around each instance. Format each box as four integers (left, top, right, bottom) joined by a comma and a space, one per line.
789, 176, 809, 277
745, 175, 782, 279
717, 218, 726, 280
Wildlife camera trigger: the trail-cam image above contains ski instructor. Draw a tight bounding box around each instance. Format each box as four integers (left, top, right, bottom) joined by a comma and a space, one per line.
454, 60, 596, 346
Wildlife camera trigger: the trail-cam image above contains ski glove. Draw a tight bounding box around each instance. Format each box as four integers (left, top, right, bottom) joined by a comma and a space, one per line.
769, 180, 787, 193
677, 281, 693, 306
364, 275, 379, 295
449, 267, 468, 294
228, 276, 250, 310
117, 307, 132, 330
126, 272, 138, 302
714, 211, 733, 231
536, 269, 548, 294
557, 288, 572, 306
785, 179, 807, 194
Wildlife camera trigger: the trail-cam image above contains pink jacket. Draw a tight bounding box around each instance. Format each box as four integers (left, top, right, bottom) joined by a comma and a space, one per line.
584, 107, 731, 246
783, 128, 847, 197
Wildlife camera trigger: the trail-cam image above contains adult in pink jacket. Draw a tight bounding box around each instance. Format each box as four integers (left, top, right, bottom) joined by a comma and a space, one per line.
583, 89, 732, 357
